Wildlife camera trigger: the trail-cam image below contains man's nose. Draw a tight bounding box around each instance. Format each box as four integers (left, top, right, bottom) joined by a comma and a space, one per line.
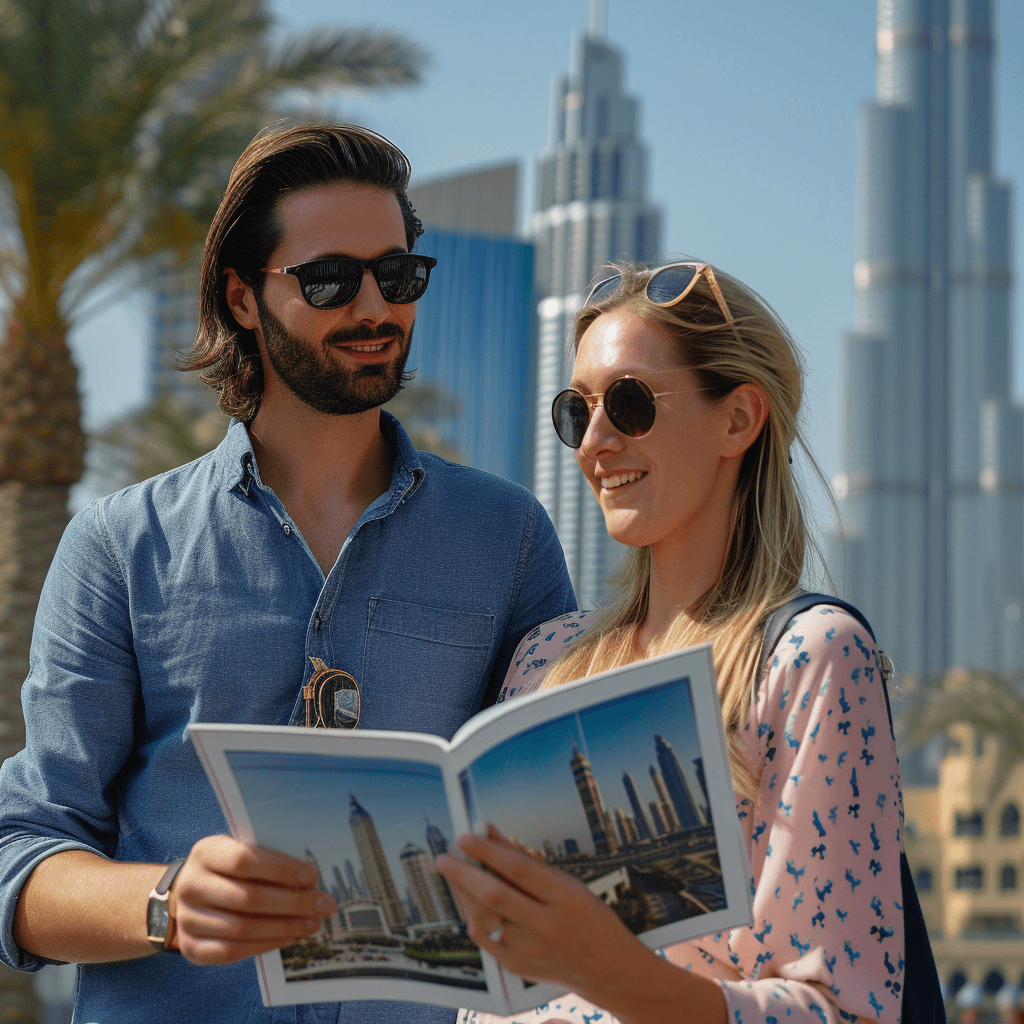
347, 269, 391, 323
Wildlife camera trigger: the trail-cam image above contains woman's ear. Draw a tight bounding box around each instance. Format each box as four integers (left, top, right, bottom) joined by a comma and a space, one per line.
223, 268, 260, 331
720, 383, 770, 460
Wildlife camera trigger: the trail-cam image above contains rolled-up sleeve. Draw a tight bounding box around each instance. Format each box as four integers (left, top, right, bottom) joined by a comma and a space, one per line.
0, 502, 140, 971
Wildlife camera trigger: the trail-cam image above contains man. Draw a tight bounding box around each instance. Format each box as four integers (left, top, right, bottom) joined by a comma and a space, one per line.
0, 124, 574, 1022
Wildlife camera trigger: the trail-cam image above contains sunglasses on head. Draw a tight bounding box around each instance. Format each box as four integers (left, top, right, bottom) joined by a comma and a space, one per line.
262, 252, 437, 309
585, 261, 738, 334
552, 376, 694, 449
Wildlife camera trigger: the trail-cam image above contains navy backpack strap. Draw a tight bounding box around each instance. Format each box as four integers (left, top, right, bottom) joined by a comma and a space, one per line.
762, 591, 896, 736
761, 591, 945, 1024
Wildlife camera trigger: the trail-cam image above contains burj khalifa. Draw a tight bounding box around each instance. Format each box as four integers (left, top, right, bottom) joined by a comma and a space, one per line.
831, 0, 1022, 676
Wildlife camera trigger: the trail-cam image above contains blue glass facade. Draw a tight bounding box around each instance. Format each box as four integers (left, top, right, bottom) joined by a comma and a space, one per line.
405, 230, 534, 486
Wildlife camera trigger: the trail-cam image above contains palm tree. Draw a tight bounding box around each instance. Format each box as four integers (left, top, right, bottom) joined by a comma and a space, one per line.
902, 668, 1024, 802
88, 389, 226, 493
0, 0, 428, 771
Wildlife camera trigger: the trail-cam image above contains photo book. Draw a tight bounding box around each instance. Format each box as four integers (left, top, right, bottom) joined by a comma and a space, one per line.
189, 643, 753, 1014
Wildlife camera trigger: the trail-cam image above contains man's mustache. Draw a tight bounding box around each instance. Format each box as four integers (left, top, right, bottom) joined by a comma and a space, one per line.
325, 323, 405, 346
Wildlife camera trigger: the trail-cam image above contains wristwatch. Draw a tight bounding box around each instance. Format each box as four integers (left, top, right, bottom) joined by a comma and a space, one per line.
146, 858, 186, 953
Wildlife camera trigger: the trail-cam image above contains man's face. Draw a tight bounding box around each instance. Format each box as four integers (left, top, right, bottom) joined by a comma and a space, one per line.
250, 183, 417, 416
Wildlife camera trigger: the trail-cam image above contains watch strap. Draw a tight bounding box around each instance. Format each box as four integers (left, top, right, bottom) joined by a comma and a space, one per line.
155, 858, 187, 896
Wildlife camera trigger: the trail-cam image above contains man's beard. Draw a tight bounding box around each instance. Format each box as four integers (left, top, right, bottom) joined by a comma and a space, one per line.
254, 293, 412, 416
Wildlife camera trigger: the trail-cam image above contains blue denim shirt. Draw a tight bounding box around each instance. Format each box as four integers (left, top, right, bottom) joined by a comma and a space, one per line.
0, 413, 574, 1024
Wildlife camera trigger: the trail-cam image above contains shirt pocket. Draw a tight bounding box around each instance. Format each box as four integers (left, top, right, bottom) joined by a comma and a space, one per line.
361, 598, 495, 738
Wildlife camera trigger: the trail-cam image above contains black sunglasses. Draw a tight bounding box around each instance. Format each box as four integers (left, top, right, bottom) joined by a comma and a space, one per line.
262, 253, 437, 309
552, 376, 692, 449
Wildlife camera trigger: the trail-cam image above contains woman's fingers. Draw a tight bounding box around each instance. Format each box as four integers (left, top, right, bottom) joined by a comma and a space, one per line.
455, 832, 586, 907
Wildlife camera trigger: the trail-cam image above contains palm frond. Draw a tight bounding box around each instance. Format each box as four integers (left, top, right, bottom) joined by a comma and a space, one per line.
0, 0, 430, 329
904, 670, 1024, 801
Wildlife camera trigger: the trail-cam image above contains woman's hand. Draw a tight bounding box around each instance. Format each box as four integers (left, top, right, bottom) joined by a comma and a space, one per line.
436, 825, 646, 995
171, 835, 337, 964
436, 825, 728, 1024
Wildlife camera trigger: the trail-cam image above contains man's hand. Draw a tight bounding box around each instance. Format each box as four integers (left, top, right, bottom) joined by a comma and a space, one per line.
171, 835, 336, 964
13, 840, 337, 967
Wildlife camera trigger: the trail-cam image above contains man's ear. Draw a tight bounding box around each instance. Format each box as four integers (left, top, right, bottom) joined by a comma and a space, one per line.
223, 268, 260, 331
720, 383, 770, 460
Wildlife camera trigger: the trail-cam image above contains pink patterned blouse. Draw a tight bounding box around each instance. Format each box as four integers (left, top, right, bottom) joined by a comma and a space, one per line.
459, 606, 904, 1024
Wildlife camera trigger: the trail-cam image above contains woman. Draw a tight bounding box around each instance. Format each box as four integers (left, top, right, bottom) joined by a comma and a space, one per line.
436, 262, 904, 1024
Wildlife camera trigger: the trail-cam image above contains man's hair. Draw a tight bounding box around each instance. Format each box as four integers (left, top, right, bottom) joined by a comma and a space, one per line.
184, 123, 424, 422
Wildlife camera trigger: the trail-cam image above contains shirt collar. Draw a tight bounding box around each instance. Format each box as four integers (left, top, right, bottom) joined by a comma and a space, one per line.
220, 411, 426, 505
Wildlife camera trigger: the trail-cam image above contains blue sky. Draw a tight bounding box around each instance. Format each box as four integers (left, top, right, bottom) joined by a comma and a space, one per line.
464, 678, 704, 853
71, 0, 1022, 488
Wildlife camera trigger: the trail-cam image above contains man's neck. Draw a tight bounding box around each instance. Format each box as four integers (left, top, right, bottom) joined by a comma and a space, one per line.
246, 394, 394, 574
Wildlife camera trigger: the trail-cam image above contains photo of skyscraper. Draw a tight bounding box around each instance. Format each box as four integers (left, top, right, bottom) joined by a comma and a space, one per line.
223, 751, 484, 991
459, 678, 727, 936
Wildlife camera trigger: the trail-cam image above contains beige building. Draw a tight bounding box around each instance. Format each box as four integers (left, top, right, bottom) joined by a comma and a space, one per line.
903, 722, 1024, 1015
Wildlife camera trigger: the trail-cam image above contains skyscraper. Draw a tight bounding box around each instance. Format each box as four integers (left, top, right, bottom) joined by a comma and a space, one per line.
831, 0, 1022, 676
332, 864, 350, 903
654, 735, 702, 831
400, 842, 441, 924
649, 765, 680, 834
348, 794, 406, 933
621, 770, 653, 841
402, 227, 534, 484
424, 817, 449, 857
344, 859, 362, 899
569, 740, 618, 855
529, 6, 662, 606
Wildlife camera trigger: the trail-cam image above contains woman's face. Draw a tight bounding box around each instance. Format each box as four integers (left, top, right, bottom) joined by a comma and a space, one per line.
571, 307, 742, 555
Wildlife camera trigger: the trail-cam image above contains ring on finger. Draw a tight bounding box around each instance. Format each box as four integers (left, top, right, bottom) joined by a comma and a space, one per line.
488, 922, 505, 944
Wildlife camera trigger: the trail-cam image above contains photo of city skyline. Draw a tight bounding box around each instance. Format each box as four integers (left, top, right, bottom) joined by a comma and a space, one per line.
225, 750, 484, 991
460, 677, 727, 937
463, 679, 705, 854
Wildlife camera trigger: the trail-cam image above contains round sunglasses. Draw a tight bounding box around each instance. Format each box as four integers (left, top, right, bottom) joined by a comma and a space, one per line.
552, 376, 692, 449
262, 252, 437, 309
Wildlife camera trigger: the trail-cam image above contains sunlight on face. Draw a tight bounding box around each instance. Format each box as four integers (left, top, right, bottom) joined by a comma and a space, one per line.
570, 308, 733, 556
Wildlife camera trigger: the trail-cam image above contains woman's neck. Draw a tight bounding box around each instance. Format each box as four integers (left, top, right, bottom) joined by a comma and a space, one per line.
637, 520, 733, 656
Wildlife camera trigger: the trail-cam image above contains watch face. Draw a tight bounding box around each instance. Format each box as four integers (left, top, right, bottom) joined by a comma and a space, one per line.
147, 898, 169, 941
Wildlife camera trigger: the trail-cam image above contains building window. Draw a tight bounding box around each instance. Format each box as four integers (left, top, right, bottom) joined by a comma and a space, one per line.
954, 866, 984, 889
1000, 865, 1017, 890
1000, 804, 1020, 837
954, 811, 984, 837
610, 149, 621, 199
591, 150, 601, 200
983, 970, 1006, 995
915, 867, 933, 891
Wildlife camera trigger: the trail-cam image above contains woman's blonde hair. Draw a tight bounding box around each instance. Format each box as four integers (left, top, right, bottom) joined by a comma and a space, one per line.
542, 262, 828, 799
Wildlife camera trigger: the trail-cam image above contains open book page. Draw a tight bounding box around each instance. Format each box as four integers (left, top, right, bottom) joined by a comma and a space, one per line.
189, 727, 505, 1010
445, 644, 752, 1013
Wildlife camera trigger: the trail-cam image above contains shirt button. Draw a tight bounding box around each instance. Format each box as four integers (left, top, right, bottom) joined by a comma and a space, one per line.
282, 523, 292, 536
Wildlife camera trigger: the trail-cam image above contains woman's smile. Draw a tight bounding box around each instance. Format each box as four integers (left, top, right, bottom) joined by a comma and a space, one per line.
598, 470, 647, 490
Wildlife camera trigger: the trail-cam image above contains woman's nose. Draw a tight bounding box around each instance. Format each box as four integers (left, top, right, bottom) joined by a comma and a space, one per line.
578, 403, 625, 459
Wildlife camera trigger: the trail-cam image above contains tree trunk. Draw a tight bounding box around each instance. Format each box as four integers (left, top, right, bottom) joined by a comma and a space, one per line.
0, 308, 85, 764
0, 959, 40, 1022
0, 482, 70, 761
